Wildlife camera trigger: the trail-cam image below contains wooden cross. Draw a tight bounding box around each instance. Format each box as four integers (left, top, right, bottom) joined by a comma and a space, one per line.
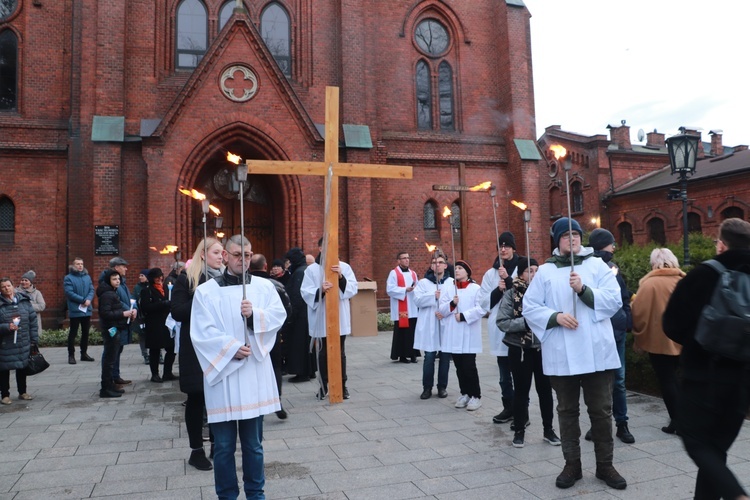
245, 86, 412, 403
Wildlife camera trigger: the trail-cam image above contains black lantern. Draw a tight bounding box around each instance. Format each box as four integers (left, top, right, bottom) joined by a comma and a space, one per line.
666, 131, 700, 267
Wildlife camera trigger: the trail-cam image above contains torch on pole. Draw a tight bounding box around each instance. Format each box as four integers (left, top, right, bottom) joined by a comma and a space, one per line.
551, 144, 576, 317
489, 185, 502, 268
511, 200, 532, 280
442, 206, 459, 296
226, 152, 248, 300
201, 199, 210, 279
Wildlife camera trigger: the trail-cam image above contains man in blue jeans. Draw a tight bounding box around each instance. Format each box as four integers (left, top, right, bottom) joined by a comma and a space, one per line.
191, 235, 287, 499
585, 229, 634, 444
414, 252, 453, 399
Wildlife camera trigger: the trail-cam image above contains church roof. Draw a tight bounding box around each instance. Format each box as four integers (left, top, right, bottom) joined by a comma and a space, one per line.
609, 148, 750, 197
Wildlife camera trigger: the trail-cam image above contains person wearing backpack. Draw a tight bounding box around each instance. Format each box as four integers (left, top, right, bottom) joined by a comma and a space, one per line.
663, 217, 750, 500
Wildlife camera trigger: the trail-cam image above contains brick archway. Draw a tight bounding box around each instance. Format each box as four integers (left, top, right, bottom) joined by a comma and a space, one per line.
174, 122, 303, 258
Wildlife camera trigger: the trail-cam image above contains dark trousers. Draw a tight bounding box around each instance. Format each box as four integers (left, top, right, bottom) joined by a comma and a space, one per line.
549, 370, 614, 463
317, 336, 347, 387
648, 353, 680, 425
185, 391, 213, 450
452, 353, 480, 398
150, 348, 175, 377
68, 316, 91, 355
508, 346, 554, 431
0, 370, 27, 398
100, 333, 120, 391
390, 318, 419, 361
679, 377, 749, 500
496, 355, 515, 402
271, 338, 282, 397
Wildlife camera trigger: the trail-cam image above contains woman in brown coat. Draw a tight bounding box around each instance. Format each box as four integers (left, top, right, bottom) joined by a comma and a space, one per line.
631, 248, 684, 434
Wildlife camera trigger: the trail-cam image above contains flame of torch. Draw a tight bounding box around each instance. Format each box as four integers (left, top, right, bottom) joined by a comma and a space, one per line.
469, 181, 492, 192
179, 187, 207, 201
226, 152, 242, 165
442, 206, 452, 218
209, 205, 221, 216
550, 144, 567, 160
425, 243, 437, 252
159, 245, 178, 255
511, 200, 528, 211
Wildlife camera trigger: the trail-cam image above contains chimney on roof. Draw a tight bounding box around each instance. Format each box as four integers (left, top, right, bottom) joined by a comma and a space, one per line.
608, 120, 631, 150
734, 145, 748, 152
646, 130, 665, 148
709, 130, 724, 156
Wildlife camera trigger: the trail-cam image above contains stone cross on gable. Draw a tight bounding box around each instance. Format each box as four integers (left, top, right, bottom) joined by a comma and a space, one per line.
245, 86, 412, 403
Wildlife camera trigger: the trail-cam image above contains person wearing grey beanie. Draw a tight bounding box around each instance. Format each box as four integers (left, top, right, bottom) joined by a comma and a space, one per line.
17, 271, 45, 333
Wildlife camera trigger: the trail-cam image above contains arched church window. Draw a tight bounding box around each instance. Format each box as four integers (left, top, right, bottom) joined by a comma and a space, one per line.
219, 1, 242, 30
0, 29, 18, 111
176, 0, 208, 69
721, 206, 744, 221
261, 2, 291, 77
415, 60, 431, 130
571, 181, 583, 213
413, 17, 456, 131
549, 186, 561, 218
450, 201, 461, 237
687, 212, 702, 233
423, 200, 437, 230
0, 1, 18, 21
647, 217, 666, 246
617, 222, 633, 246
0, 196, 15, 245
438, 61, 454, 131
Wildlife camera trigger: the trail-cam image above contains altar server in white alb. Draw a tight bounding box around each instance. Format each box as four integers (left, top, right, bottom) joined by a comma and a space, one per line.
190, 235, 287, 500
522, 218, 626, 491
301, 238, 358, 400
438, 260, 487, 411
414, 251, 454, 400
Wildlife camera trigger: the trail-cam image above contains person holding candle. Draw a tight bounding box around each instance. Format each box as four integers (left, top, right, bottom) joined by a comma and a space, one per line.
438, 260, 486, 411
165, 261, 185, 289
414, 251, 453, 399
63, 257, 95, 364
0, 277, 38, 404
522, 218, 626, 490
140, 267, 175, 382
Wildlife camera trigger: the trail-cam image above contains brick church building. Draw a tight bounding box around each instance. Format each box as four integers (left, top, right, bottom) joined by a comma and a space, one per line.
1, 0, 548, 324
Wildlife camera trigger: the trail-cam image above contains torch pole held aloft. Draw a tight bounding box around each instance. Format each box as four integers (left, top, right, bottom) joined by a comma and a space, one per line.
562, 156, 576, 317
237, 164, 248, 300
489, 186, 502, 268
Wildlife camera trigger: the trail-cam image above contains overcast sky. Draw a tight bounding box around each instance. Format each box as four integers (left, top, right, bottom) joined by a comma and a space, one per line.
522, 0, 749, 147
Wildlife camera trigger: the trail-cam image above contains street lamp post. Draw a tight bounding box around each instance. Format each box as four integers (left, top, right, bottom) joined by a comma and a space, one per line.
666, 130, 700, 267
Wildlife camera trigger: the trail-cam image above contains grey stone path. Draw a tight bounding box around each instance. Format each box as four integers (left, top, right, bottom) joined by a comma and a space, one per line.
0, 320, 747, 499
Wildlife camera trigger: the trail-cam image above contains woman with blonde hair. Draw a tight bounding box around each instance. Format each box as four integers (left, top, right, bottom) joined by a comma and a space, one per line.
631, 248, 684, 434
170, 237, 224, 471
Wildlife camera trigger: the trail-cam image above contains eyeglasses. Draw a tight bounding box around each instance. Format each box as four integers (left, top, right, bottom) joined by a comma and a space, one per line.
228, 251, 253, 259
499, 244, 512, 250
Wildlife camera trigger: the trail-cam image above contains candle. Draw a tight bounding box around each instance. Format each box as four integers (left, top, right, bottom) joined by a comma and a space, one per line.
127, 299, 136, 324
167, 282, 173, 301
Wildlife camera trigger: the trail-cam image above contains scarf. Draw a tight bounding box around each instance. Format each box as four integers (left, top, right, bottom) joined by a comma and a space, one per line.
206, 266, 222, 280
456, 280, 472, 289
511, 277, 535, 347
153, 282, 165, 296
395, 266, 417, 327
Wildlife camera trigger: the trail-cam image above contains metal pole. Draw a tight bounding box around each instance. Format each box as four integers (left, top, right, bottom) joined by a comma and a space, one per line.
562, 158, 576, 317
524, 209, 531, 279
237, 164, 249, 300
201, 199, 209, 280
681, 174, 690, 267
449, 220, 458, 295
489, 186, 502, 267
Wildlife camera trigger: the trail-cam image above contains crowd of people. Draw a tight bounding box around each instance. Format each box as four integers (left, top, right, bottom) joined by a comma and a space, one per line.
1, 216, 748, 498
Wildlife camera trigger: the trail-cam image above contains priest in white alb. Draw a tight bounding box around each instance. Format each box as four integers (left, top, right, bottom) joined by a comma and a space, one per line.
191, 234, 287, 500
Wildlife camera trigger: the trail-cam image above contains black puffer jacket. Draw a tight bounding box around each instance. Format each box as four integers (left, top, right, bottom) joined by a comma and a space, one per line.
171, 270, 207, 394
96, 275, 128, 334
0, 291, 38, 371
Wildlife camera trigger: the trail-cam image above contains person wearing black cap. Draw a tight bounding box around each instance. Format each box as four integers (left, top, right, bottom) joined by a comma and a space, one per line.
523, 217, 626, 490
438, 260, 486, 411
99, 256, 136, 387
584, 229, 635, 445
478, 231, 520, 424
497, 258, 560, 449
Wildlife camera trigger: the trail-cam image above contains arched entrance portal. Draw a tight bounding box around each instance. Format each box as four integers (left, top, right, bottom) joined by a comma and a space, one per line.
177, 131, 303, 262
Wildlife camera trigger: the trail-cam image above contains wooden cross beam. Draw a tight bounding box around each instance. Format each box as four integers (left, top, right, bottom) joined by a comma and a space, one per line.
245, 86, 412, 403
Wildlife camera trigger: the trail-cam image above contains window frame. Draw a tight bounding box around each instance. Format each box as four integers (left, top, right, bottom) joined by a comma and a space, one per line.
0, 196, 15, 245
260, 2, 292, 78
175, 0, 208, 70
0, 28, 18, 112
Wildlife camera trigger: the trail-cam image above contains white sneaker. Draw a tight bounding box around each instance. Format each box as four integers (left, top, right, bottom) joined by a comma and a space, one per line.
455, 394, 470, 408
466, 397, 482, 411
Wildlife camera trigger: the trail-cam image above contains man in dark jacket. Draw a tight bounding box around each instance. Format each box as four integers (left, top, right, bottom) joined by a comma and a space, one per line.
585, 229, 634, 444
283, 247, 315, 382
63, 257, 95, 364
98, 257, 136, 387
663, 217, 750, 500
250, 253, 292, 419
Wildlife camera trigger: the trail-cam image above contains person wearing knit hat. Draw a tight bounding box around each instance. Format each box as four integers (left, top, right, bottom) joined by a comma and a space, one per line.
140, 267, 176, 383
497, 257, 561, 449
414, 252, 454, 400
439, 259, 486, 411
17, 271, 45, 334
584, 228, 635, 445
523, 219, 626, 490
478, 229, 523, 425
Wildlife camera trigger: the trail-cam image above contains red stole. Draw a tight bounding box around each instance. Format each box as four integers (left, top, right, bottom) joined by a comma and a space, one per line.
395, 267, 417, 327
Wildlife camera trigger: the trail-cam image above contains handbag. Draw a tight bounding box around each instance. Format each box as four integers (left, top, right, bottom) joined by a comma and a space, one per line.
21, 344, 50, 376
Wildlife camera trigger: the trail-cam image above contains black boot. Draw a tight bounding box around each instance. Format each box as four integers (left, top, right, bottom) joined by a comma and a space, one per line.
556, 459, 582, 489
188, 448, 213, 471
99, 388, 122, 398
492, 398, 513, 423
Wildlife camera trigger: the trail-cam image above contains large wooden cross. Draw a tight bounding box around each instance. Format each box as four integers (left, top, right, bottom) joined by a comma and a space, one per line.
245, 86, 412, 403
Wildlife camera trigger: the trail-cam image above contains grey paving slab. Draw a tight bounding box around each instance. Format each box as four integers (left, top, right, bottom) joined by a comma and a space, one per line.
0, 322, 747, 499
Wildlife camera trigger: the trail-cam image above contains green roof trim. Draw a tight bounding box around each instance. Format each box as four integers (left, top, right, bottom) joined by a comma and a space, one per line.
92, 116, 125, 142
514, 139, 542, 160
342, 124, 373, 149
506, 0, 526, 7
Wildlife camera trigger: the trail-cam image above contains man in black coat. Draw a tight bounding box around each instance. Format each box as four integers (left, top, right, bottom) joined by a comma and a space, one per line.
663, 218, 750, 500
283, 248, 316, 382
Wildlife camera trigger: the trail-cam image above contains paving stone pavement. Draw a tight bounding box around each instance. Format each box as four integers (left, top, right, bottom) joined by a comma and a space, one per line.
0, 319, 748, 499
